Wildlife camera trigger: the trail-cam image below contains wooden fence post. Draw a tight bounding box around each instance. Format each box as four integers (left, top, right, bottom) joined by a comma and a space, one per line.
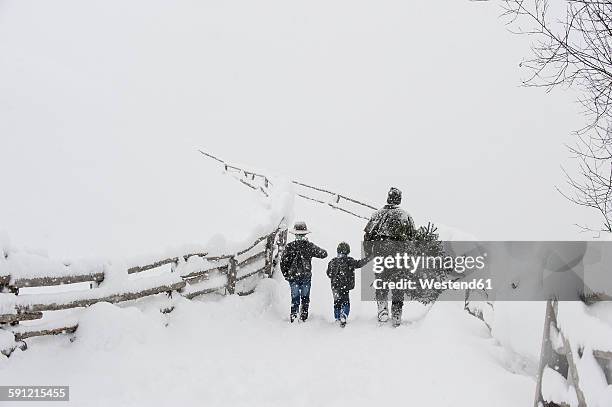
271, 229, 288, 276
278, 229, 287, 249
534, 299, 555, 407
562, 336, 587, 407
534, 299, 572, 407
226, 256, 237, 295
264, 232, 276, 278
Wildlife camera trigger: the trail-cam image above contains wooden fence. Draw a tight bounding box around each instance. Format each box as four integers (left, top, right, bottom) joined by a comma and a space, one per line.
533, 298, 612, 407
0, 224, 288, 356
463, 288, 493, 331
198, 150, 377, 220
465, 289, 612, 407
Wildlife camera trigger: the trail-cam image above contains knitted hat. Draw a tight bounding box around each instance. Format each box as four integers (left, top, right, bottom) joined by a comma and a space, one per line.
337, 242, 350, 255
387, 187, 402, 205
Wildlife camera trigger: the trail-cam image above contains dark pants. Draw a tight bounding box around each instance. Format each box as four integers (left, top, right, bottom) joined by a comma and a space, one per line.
332, 288, 350, 320
375, 287, 404, 312
289, 279, 311, 318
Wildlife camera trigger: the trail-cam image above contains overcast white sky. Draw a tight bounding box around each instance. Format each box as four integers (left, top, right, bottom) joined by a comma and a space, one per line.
0, 0, 601, 259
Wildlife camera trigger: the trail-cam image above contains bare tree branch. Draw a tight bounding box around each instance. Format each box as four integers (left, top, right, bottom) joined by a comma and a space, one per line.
503, 0, 612, 232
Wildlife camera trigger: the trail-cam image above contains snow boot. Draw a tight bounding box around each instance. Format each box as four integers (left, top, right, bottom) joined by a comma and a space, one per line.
391, 305, 402, 327
377, 301, 389, 323
339, 313, 347, 328
300, 304, 309, 322
290, 313, 298, 323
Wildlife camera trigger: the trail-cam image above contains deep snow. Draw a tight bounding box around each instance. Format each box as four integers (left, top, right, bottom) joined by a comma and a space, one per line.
2, 165, 611, 406
0, 284, 535, 407
0, 1, 610, 404
0, 197, 538, 407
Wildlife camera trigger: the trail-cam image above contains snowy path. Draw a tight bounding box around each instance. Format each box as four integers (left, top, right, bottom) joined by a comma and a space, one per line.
0, 284, 534, 407
0, 201, 535, 406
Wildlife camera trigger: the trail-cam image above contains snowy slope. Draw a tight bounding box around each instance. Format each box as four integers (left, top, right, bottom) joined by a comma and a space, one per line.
1, 1, 608, 405
0, 296, 535, 407
0, 196, 537, 407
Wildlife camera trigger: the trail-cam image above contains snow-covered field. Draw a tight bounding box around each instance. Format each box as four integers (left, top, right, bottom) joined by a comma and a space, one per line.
1, 0, 611, 405
0, 292, 534, 407
0, 196, 538, 407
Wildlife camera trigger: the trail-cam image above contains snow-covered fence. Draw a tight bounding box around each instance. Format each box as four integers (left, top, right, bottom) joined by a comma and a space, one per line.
0, 225, 288, 356
534, 299, 612, 407
463, 288, 493, 331
199, 150, 378, 220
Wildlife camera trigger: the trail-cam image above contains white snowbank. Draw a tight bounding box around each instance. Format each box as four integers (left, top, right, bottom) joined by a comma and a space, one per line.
0, 192, 540, 407
74, 302, 166, 352
0, 329, 15, 354
575, 347, 612, 407
0, 279, 534, 407
541, 367, 579, 407
491, 302, 546, 364
552, 301, 612, 407
557, 301, 612, 353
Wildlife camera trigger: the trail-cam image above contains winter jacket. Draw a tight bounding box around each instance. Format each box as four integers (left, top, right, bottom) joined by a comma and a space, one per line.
363, 204, 416, 242
326, 255, 367, 291
280, 239, 328, 282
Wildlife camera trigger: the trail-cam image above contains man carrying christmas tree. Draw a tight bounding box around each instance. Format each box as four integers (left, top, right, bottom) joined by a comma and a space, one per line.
363, 187, 416, 327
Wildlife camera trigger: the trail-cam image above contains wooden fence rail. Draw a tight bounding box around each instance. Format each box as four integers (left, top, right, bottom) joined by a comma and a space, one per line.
0, 223, 287, 356
12, 273, 106, 289
534, 298, 612, 407
198, 149, 378, 220
16, 280, 187, 313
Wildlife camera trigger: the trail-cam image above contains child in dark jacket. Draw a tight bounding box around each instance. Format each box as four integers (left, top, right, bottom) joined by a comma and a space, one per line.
280, 222, 328, 323
326, 242, 368, 327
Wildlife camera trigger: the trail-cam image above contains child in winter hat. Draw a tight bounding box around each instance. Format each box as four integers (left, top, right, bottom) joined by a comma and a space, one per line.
326, 242, 368, 327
